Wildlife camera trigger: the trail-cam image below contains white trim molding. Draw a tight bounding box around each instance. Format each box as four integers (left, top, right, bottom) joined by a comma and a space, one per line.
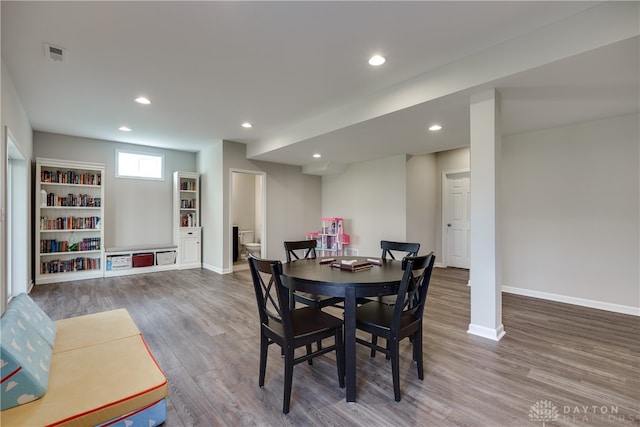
503, 286, 640, 317
468, 323, 506, 341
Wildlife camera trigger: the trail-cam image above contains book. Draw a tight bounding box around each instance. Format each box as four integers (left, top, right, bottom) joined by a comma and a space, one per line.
330, 261, 373, 272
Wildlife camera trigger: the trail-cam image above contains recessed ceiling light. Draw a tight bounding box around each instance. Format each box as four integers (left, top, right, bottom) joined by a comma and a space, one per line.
368, 55, 386, 66
242, 122, 253, 128
135, 97, 151, 105
429, 124, 443, 131
313, 153, 321, 158
119, 126, 132, 132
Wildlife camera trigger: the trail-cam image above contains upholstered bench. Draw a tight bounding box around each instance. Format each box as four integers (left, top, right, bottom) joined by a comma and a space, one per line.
1, 293, 168, 426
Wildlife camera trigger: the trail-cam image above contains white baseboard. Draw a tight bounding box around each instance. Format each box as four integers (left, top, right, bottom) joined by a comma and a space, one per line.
202, 263, 229, 274
502, 286, 640, 316
467, 323, 506, 341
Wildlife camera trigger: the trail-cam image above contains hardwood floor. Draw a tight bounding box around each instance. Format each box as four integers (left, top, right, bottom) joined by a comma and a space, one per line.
30, 268, 639, 426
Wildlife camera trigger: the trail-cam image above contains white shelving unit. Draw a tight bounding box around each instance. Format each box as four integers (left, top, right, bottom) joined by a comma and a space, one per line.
35, 158, 105, 284
173, 171, 201, 269
103, 245, 177, 277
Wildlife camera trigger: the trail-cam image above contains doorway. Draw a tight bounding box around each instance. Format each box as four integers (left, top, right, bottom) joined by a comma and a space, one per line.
5, 127, 28, 303
230, 170, 265, 272
442, 170, 470, 269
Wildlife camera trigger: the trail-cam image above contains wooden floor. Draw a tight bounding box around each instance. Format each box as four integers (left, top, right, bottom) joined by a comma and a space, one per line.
30, 267, 639, 426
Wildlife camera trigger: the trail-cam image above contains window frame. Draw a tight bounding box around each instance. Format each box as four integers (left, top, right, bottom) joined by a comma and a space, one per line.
115, 149, 165, 181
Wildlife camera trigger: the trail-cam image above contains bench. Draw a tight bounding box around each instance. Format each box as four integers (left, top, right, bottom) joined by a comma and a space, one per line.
1, 293, 168, 426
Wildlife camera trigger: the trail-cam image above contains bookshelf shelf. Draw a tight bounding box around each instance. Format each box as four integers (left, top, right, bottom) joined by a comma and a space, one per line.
173, 171, 201, 269
35, 158, 105, 284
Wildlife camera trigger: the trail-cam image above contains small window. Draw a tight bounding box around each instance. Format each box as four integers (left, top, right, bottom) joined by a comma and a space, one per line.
116, 150, 164, 180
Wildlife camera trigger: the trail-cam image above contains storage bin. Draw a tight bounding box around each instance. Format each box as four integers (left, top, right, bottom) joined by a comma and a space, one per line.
108, 255, 132, 270
156, 251, 176, 265
132, 253, 154, 268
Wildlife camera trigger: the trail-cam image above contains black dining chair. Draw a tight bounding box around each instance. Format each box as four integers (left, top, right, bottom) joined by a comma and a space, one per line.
368, 240, 422, 309
284, 240, 343, 309
381, 240, 420, 260
248, 255, 345, 414
354, 253, 435, 402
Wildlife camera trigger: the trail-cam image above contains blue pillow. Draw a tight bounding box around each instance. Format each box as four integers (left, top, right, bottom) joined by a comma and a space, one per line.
0, 309, 52, 410
8, 293, 56, 347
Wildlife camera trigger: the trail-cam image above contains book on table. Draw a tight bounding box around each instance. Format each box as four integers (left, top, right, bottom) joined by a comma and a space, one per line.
330, 261, 372, 271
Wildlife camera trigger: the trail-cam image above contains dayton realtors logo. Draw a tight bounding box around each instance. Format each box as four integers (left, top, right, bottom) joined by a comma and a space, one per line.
529, 400, 639, 425
529, 400, 560, 426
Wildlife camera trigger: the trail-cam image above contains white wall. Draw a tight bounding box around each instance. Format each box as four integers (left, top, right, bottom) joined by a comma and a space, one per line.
232, 172, 256, 232
204, 140, 321, 273
322, 154, 407, 256
407, 153, 437, 255
197, 140, 224, 272
33, 132, 196, 249
1, 61, 33, 305
502, 114, 639, 313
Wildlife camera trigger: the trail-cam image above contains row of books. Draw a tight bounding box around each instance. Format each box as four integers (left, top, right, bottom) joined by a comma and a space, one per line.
45, 193, 101, 207
40, 257, 101, 274
180, 199, 196, 208
180, 181, 196, 191
41, 170, 101, 186
40, 237, 101, 254
40, 215, 101, 230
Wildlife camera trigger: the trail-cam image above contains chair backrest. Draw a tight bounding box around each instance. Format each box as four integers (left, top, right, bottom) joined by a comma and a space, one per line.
248, 255, 293, 337
380, 240, 420, 260
391, 253, 436, 332
284, 240, 317, 262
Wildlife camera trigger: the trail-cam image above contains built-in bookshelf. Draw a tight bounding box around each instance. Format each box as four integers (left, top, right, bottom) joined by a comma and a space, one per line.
173, 171, 201, 269
35, 158, 105, 284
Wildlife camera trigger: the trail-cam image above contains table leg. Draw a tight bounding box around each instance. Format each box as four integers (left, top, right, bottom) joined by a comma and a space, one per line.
344, 287, 356, 402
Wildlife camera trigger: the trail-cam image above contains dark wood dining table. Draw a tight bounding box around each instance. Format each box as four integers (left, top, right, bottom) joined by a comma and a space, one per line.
281, 256, 404, 402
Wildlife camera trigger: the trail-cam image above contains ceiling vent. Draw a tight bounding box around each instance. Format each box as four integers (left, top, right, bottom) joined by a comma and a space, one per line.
44, 43, 67, 63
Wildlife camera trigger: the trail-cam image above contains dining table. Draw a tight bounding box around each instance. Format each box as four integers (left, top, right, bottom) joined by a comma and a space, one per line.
281, 256, 404, 402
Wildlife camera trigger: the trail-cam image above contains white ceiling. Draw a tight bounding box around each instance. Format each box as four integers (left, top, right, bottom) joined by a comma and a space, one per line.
2, 1, 638, 173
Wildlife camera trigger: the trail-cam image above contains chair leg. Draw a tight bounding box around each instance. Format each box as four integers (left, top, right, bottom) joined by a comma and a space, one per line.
335, 328, 345, 388
386, 339, 391, 361
370, 335, 378, 357
414, 332, 424, 380
259, 333, 268, 387
283, 346, 294, 414
306, 344, 313, 365
390, 337, 401, 402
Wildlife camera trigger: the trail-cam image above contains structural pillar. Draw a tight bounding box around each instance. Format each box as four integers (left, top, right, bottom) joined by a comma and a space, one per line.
468, 89, 505, 341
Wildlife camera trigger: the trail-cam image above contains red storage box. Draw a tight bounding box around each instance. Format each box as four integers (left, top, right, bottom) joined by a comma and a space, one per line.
132, 253, 154, 268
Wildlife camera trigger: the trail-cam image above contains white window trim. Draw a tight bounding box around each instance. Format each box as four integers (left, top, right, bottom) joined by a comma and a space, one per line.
115, 149, 165, 181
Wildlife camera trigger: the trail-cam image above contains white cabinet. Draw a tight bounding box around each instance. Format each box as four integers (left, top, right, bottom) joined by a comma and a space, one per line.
35, 158, 105, 284
173, 172, 201, 269
179, 229, 201, 268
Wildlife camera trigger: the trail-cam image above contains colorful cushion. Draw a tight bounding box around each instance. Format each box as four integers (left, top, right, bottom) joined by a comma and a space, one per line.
0, 309, 52, 410
97, 399, 167, 427
0, 335, 168, 426
53, 308, 140, 354
9, 293, 57, 347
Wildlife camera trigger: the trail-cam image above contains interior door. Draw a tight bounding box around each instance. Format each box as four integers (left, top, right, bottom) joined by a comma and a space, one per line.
446, 171, 470, 269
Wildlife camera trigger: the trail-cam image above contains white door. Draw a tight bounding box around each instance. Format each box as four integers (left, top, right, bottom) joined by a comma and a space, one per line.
445, 171, 470, 269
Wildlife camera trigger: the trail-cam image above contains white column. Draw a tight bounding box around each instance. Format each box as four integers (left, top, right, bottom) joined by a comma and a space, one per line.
468, 89, 505, 341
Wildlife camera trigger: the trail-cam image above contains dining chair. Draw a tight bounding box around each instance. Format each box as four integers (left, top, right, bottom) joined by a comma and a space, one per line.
283, 240, 343, 309
380, 240, 420, 260
248, 255, 345, 414
354, 253, 435, 402
368, 240, 422, 309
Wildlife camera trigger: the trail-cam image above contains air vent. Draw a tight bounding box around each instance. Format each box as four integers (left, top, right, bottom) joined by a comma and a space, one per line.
44, 43, 66, 62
